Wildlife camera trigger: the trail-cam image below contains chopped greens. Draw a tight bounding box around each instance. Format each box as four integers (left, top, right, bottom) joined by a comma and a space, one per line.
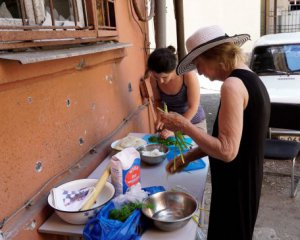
148, 136, 176, 146
109, 202, 153, 222
148, 135, 192, 148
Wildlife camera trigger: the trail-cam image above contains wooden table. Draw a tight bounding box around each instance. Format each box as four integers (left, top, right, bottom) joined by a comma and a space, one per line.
39, 133, 209, 240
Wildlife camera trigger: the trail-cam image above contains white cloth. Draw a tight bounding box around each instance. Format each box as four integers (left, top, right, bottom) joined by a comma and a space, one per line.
51, 186, 95, 211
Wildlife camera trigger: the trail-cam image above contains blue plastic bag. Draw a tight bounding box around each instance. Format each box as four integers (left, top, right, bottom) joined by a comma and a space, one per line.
83, 201, 141, 240
83, 186, 165, 240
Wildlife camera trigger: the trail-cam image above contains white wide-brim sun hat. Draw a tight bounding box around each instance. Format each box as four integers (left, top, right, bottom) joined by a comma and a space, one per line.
176, 25, 251, 75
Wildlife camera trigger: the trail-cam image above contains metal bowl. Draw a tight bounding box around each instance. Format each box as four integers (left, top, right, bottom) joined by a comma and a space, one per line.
142, 191, 198, 231
137, 143, 169, 165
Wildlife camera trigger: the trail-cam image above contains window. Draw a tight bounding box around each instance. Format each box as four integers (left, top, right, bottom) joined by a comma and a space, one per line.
0, 0, 118, 50
251, 45, 300, 75
97, 0, 116, 30
284, 45, 300, 71
290, 5, 300, 10
96, 0, 117, 37
289, 0, 300, 10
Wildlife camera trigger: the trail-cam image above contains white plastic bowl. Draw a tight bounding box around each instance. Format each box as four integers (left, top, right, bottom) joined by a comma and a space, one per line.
48, 178, 115, 225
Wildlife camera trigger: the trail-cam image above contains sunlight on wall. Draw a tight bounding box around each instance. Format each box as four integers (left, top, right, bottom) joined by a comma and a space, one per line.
148, 0, 261, 53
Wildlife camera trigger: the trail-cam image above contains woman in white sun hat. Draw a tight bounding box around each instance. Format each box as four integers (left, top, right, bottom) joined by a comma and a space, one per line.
160, 25, 271, 240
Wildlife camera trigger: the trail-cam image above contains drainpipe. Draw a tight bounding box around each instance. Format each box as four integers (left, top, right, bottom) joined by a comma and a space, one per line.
154, 0, 166, 48
174, 0, 186, 61
262, 0, 267, 35
274, 0, 277, 33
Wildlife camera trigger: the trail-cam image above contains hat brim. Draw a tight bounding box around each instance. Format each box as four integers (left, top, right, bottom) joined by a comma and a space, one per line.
176, 34, 251, 75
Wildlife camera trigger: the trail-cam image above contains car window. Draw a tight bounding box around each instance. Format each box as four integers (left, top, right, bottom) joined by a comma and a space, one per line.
251, 44, 300, 75
284, 45, 300, 71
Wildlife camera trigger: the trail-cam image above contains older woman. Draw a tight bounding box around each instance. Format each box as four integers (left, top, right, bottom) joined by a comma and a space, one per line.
159, 25, 270, 240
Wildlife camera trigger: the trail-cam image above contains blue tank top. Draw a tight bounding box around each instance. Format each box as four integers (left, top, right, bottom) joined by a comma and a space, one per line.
158, 80, 206, 124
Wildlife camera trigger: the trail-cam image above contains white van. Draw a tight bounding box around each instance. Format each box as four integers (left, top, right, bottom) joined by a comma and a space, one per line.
249, 32, 300, 104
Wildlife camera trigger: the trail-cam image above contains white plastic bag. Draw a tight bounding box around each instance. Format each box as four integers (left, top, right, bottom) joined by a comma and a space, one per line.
112, 184, 149, 209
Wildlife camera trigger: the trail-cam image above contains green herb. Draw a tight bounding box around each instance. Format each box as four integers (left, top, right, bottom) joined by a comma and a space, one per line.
163, 102, 168, 112
109, 202, 153, 222
148, 136, 176, 146
158, 103, 191, 171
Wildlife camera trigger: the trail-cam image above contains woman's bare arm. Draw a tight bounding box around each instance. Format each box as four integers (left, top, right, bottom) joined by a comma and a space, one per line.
160, 77, 248, 162
149, 77, 164, 130
182, 72, 201, 120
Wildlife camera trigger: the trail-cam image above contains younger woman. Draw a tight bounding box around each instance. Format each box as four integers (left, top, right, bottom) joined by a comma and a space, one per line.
147, 46, 206, 139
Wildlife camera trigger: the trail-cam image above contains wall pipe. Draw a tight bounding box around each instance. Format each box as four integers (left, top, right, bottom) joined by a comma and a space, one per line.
273, 0, 278, 33
154, 0, 166, 48
174, 0, 186, 61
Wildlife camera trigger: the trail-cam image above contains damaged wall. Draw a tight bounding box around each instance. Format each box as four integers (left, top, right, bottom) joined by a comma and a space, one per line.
0, 1, 152, 239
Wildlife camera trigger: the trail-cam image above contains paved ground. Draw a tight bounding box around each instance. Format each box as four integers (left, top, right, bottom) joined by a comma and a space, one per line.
199, 91, 300, 240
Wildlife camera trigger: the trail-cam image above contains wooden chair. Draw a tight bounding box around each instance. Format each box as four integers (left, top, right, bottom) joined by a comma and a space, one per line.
264, 103, 300, 198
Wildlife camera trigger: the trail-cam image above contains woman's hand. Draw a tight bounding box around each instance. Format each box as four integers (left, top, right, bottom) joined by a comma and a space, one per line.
155, 120, 164, 132
159, 129, 174, 139
166, 147, 206, 174
159, 111, 190, 133
166, 154, 190, 174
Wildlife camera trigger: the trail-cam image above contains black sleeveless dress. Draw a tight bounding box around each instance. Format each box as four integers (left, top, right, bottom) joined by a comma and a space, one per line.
207, 69, 270, 240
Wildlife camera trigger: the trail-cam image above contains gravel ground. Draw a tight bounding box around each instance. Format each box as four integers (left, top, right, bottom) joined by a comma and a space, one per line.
199, 92, 300, 240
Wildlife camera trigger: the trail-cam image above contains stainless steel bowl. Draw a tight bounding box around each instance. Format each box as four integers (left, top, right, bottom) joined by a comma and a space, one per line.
142, 191, 198, 231
137, 143, 169, 165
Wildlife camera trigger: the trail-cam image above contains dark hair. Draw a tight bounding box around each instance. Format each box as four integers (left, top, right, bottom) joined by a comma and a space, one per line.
147, 46, 177, 73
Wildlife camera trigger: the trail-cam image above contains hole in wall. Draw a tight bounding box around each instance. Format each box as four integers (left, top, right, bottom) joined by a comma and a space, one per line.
66, 98, 71, 107
79, 138, 85, 145
128, 82, 132, 92
25, 219, 36, 231
27, 97, 32, 104
105, 75, 113, 84
91, 103, 96, 110
76, 59, 86, 70
35, 161, 43, 172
